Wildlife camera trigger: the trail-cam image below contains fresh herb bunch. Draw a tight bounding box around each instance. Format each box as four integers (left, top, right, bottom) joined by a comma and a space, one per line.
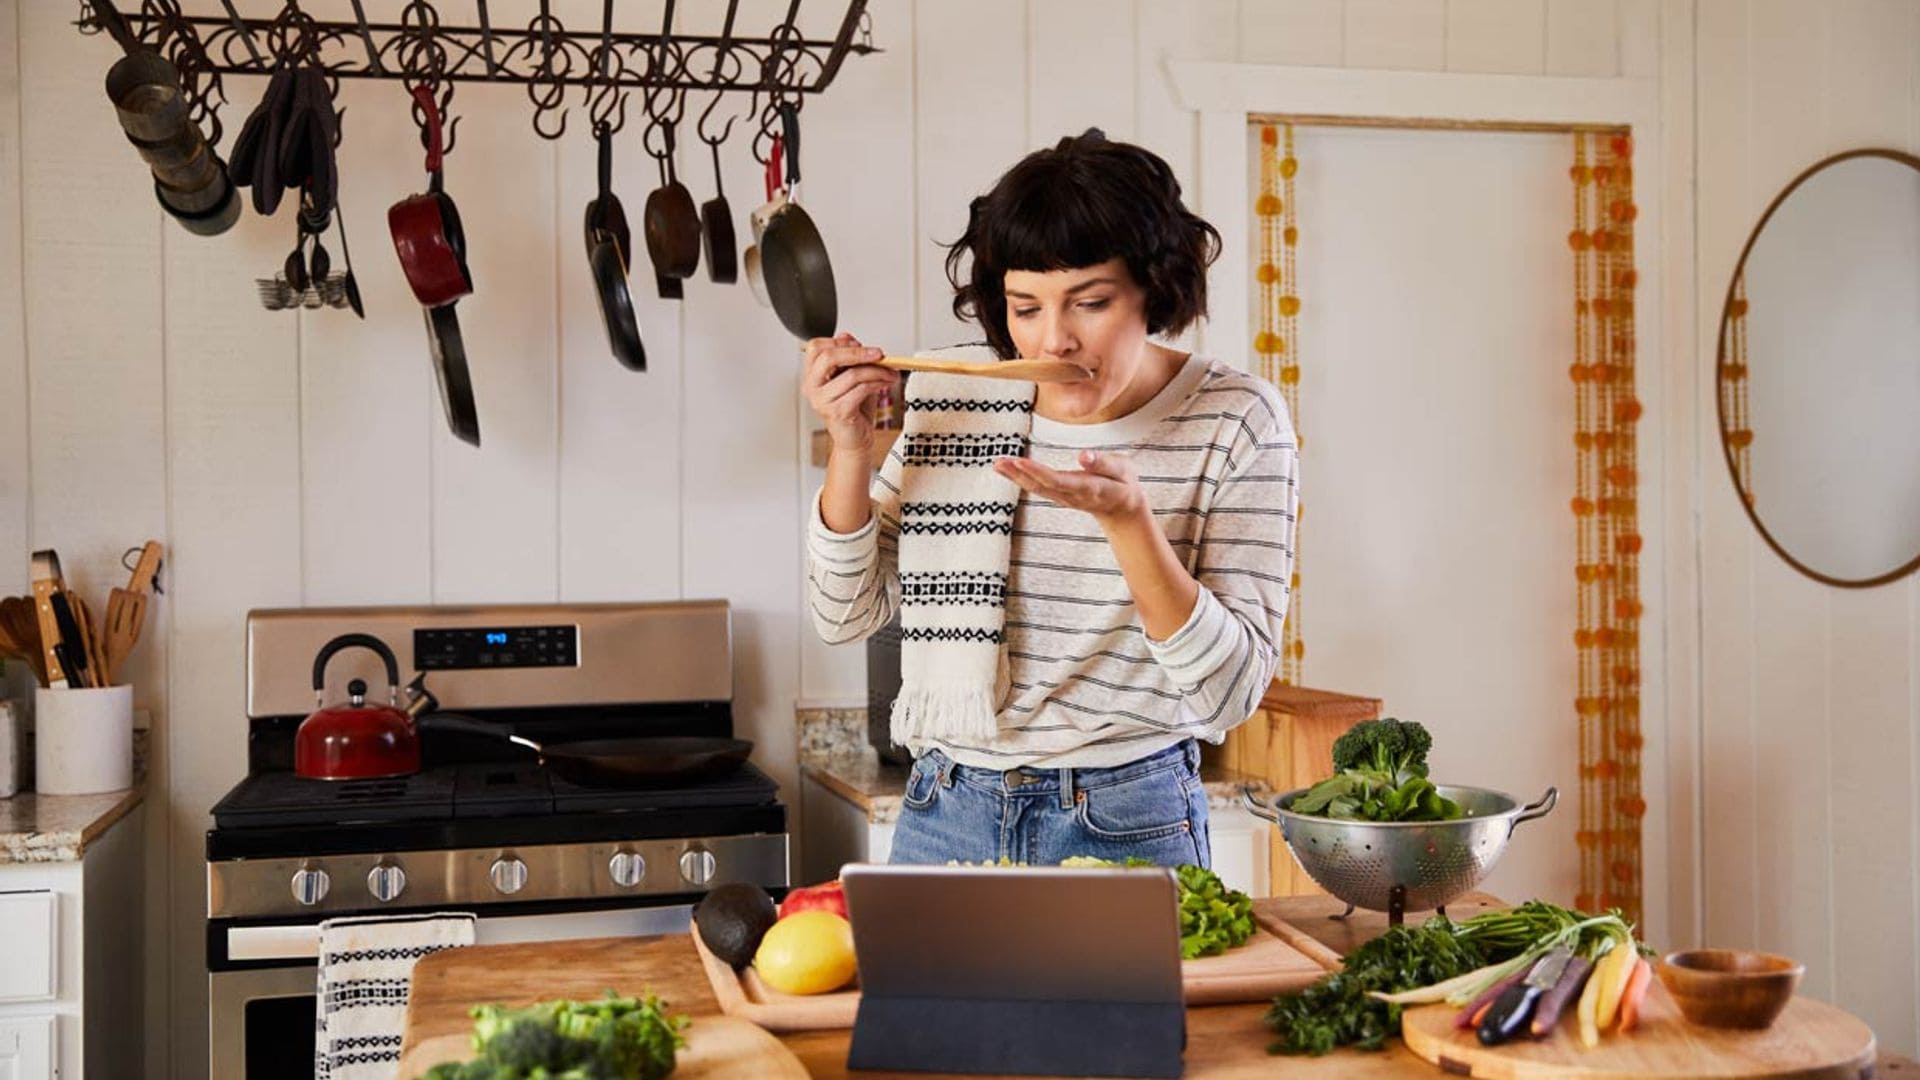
1058, 858, 1256, 959
1291, 718, 1464, 822
422, 991, 688, 1080
1264, 917, 1485, 1054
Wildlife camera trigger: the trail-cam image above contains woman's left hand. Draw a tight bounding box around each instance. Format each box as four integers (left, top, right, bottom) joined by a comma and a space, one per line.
994, 451, 1147, 527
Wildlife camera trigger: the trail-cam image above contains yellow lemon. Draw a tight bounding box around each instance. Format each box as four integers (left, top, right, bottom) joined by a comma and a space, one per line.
753, 911, 856, 994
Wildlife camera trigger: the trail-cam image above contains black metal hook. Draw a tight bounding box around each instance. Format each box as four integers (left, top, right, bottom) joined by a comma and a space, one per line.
524, 0, 568, 140
585, 0, 627, 135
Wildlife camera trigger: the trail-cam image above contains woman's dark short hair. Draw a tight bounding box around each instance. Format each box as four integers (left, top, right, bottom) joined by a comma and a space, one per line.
944, 129, 1222, 359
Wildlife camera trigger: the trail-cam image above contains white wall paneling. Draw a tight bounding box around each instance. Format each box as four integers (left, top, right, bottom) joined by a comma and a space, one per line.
1692, 0, 1920, 1056
0, 0, 26, 602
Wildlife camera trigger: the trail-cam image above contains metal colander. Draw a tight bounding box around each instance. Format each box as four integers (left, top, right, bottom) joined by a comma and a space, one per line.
1243, 785, 1557, 923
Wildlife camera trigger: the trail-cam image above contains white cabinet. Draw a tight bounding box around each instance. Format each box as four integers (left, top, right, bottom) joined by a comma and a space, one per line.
0, 803, 144, 1079
0, 1016, 55, 1080
0, 893, 56, 1004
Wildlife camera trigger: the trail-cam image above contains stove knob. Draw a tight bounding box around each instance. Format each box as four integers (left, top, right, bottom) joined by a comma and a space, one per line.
290, 865, 330, 906
489, 856, 529, 896
608, 850, 647, 889
367, 862, 407, 903
679, 848, 718, 887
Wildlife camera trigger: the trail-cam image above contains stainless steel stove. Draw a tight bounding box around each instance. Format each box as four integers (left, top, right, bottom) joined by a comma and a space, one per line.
205, 601, 789, 1078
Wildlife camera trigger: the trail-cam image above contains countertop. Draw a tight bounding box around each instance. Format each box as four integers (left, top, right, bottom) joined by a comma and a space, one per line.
398, 891, 1920, 1078
400, 893, 1494, 1079
797, 706, 1269, 824
0, 779, 144, 864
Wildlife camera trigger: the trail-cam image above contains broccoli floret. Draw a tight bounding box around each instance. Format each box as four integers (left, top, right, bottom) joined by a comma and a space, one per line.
1330, 717, 1434, 780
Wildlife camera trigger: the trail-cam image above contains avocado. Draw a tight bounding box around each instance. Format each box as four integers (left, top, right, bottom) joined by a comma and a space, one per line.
694, 883, 778, 969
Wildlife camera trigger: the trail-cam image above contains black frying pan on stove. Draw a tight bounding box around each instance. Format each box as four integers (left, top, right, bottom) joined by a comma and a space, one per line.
419, 714, 752, 787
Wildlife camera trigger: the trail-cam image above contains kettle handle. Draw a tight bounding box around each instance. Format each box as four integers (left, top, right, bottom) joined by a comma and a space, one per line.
311, 633, 402, 704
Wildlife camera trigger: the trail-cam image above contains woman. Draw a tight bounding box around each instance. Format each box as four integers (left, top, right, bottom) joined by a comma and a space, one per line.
803, 130, 1298, 868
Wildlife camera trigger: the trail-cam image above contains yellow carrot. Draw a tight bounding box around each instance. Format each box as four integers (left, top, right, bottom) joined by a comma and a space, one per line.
1595, 939, 1638, 1030
1577, 955, 1604, 1049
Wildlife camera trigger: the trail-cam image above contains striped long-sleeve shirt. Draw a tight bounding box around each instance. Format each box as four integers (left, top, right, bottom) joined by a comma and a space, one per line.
807, 356, 1298, 770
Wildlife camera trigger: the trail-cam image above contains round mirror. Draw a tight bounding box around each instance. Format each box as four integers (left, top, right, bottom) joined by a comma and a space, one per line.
1716, 149, 1920, 586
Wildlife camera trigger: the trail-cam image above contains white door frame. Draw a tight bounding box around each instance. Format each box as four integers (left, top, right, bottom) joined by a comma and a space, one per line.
1168, 60, 1678, 945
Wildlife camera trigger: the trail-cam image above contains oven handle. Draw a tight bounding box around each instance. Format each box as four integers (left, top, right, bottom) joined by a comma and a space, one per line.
217, 903, 695, 965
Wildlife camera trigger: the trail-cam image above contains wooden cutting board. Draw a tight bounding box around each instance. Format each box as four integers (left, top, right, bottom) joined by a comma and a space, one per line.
690, 907, 1333, 1032
401, 1015, 807, 1079
1399, 979, 1877, 1079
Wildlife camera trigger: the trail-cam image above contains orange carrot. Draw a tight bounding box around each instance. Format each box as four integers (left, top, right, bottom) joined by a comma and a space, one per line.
1470, 999, 1496, 1028
1617, 957, 1654, 1032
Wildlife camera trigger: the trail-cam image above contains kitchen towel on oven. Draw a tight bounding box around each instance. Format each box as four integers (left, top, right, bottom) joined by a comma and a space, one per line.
887, 359, 1036, 745
316, 911, 476, 1080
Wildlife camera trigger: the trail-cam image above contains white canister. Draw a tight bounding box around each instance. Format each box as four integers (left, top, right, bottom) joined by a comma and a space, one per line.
35, 684, 134, 795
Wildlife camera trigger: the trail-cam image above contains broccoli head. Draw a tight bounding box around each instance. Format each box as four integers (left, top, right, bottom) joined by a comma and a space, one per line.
1330, 717, 1434, 780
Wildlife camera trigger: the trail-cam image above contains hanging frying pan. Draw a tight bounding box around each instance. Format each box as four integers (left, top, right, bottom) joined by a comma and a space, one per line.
643, 120, 703, 292
700, 137, 739, 285
417, 713, 754, 787
583, 124, 645, 371
760, 104, 837, 339
389, 86, 480, 446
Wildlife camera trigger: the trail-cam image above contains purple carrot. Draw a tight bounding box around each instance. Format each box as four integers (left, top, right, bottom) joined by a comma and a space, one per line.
1456, 965, 1534, 1030
1529, 955, 1595, 1038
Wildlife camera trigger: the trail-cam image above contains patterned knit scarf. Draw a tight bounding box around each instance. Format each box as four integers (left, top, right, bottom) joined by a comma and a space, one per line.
888, 359, 1036, 745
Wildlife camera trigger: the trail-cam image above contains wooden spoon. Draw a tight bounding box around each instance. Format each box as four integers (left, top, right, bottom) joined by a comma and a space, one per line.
104, 540, 163, 686
0, 597, 48, 687
877, 356, 1093, 383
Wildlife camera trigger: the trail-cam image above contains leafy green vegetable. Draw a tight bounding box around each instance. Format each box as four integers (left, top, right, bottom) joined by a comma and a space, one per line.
1293, 718, 1464, 822
1264, 900, 1644, 1054
1264, 917, 1485, 1055
1058, 858, 1256, 959
1331, 717, 1435, 778
422, 991, 688, 1080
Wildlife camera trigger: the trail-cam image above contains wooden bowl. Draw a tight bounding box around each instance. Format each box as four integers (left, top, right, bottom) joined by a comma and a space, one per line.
1657, 949, 1803, 1029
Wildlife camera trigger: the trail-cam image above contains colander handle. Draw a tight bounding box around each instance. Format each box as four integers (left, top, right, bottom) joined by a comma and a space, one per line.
1508, 786, 1559, 836
1241, 786, 1281, 823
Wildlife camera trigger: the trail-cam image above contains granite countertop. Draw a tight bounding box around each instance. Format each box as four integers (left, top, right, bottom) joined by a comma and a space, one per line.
0, 781, 145, 864
798, 707, 1270, 824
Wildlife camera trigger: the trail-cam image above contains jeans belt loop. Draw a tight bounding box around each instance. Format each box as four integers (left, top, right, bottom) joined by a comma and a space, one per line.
938, 757, 956, 788
1057, 767, 1074, 810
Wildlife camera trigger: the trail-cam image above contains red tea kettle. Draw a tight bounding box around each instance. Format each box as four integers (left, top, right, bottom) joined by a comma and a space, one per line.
295, 633, 437, 781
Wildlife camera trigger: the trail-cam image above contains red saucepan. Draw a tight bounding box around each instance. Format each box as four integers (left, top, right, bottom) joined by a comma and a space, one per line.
295, 633, 436, 781
389, 85, 480, 446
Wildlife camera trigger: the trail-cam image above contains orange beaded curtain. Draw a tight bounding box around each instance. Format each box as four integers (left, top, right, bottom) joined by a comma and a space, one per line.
1721, 274, 1754, 504
1570, 130, 1645, 926
1256, 123, 1305, 686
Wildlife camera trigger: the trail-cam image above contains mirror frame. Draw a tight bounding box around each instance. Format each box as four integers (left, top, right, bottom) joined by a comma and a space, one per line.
1714, 146, 1920, 589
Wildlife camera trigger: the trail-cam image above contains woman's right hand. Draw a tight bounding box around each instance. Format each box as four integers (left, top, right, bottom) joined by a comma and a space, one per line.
803, 332, 900, 454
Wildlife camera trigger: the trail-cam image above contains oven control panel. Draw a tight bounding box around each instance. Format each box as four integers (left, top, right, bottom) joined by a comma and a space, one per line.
413, 624, 577, 670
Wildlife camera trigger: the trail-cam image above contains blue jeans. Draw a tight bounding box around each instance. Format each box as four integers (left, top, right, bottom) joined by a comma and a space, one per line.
887, 740, 1212, 868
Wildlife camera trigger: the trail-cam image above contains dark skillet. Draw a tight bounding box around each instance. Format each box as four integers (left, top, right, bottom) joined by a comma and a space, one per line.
643, 122, 703, 293
583, 125, 645, 371
418, 714, 753, 787
701, 139, 738, 284
760, 104, 837, 339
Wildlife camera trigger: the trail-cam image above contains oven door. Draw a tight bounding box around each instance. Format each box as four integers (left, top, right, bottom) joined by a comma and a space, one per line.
207, 905, 694, 1079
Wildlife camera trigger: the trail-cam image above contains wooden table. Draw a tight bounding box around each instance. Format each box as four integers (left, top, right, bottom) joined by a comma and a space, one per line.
401, 893, 1918, 1078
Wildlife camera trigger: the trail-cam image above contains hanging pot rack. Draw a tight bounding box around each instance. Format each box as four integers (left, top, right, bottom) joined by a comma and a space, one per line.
75, 0, 877, 151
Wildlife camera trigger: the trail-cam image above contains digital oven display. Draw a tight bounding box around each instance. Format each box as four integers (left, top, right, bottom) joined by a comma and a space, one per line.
413, 625, 578, 669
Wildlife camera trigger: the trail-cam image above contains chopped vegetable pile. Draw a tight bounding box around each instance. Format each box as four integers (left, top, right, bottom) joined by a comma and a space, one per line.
1291, 718, 1464, 822
422, 991, 688, 1080
1058, 858, 1256, 959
